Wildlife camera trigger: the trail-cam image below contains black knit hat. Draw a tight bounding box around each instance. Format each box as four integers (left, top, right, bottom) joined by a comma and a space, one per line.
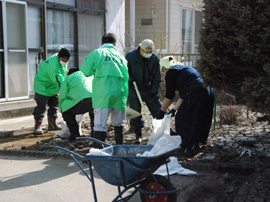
68, 67, 79, 75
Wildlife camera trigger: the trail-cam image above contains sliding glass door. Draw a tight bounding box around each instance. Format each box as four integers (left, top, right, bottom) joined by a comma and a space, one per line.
0, 1, 4, 98
6, 1, 28, 99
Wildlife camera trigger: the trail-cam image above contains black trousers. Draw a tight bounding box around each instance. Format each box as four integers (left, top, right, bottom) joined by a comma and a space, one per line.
33, 92, 59, 120
62, 98, 94, 138
129, 89, 161, 133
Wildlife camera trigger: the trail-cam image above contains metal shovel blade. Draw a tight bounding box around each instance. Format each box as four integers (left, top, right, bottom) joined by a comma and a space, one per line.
126, 107, 141, 119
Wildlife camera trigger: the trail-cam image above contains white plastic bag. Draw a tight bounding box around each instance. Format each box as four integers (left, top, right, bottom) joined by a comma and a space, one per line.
154, 157, 197, 176
149, 135, 181, 155
87, 148, 111, 156
138, 135, 181, 157
147, 115, 171, 146
55, 114, 84, 139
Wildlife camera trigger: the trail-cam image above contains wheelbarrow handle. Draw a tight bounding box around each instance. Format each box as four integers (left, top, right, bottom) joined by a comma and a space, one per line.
76, 137, 111, 148
49, 145, 87, 159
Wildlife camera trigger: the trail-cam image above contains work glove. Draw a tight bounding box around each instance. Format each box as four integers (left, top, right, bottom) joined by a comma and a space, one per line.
168, 108, 176, 117
156, 109, 166, 120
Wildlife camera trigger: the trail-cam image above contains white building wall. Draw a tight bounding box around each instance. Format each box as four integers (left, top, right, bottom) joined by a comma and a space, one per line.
125, 0, 166, 54
168, 0, 182, 54
105, 0, 126, 55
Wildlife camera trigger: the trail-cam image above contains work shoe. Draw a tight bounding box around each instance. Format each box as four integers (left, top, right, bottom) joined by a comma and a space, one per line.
34, 118, 43, 134
134, 130, 142, 144
48, 116, 62, 131
68, 134, 80, 142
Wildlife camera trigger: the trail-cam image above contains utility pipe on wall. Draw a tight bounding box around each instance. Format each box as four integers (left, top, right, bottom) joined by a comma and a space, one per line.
166, 0, 168, 52
44, 0, 47, 59
130, 0, 135, 50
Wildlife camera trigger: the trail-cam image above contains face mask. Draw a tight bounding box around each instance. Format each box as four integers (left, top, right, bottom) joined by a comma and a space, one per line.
143, 53, 152, 58
60, 60, 67, 66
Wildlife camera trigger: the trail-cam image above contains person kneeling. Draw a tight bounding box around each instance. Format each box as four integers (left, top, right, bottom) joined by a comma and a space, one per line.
59, 67, 94, 141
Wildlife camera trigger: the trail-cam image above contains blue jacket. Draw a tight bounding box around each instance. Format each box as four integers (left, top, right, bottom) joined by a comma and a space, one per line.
126, 48, 161, 95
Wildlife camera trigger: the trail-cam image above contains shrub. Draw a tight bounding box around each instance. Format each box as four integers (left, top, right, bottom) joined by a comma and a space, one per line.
218, 105, 242, 126
199, 0, 270, 117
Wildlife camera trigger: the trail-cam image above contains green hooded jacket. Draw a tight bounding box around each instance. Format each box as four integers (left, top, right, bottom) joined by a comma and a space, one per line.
34, 53, 67, 96
59, 71, 92, 113
80, 44, 129, 111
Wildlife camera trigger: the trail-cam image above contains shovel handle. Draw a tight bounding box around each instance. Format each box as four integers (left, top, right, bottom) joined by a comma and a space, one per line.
133, 82, 153, 130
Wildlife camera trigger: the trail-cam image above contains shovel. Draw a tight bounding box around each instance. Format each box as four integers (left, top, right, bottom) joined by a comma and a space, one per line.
133, 82, 153, 130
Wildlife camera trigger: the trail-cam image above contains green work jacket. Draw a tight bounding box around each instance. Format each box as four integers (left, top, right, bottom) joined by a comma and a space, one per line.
80, 44, 129, 111
34, 54, 67, 96
59, 71, 92, 113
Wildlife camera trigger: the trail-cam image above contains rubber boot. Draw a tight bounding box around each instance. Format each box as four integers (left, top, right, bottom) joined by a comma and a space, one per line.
48, 116, 62, 131
34, 118, 43, 134
114, 126, 123, 145
92, 131, 106, 149
134, 129, 142, 144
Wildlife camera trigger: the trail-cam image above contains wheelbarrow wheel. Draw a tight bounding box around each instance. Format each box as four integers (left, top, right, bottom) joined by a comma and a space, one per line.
139, 175, 177, 202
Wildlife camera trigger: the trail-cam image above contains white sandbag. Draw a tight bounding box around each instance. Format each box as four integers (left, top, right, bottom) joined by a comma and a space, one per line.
138, 135, 181, 157
154, 157, 197, 176
147, 115, 171, 146
55, 114, 84, 139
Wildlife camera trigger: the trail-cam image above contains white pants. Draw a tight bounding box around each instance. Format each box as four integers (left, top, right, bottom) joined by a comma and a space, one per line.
94, 108, 126, 132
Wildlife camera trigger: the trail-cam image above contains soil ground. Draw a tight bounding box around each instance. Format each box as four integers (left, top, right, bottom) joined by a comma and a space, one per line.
0, 106, 269, 202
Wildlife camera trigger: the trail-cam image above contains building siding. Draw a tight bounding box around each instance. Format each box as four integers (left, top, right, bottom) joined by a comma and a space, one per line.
125, 0, 166, 53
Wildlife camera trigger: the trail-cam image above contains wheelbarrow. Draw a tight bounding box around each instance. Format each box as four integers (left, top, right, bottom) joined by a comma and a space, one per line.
50, 137, 180, 202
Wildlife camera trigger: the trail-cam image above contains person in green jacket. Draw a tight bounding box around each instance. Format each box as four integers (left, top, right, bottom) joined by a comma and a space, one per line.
33, 48, 70, 134
59, 67, 94, 141
80, 33, 129, 148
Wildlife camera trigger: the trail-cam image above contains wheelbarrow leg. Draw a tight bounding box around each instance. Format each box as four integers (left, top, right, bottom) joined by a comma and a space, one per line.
88, 161, 98, 202
70, 154, 98, 202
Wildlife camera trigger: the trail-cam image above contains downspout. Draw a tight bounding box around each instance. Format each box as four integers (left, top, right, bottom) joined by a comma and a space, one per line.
44, 0, 47, 59
130, 0, 135, 50
166, 0, 168, 53
2, 0, 8, 99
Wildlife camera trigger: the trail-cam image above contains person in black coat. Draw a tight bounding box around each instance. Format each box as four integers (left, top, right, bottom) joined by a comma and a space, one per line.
157, 56, 215, 153
126, 39, 162, 144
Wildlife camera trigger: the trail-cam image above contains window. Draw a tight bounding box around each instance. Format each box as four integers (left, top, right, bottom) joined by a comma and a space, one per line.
182, 9, 193, 57
78, 13, 104, 66
77, 0, 105, 10
47, 9, 75, 68
6, 2, 28, 98
28, 6, 42, 49
27, 5, 43, 96
141, 19, 153, 26
194, 11, 203, 54
47, 0, 75, 6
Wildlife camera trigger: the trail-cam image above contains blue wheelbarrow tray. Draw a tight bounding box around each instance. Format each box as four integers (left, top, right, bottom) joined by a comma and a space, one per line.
85, 144, 179, 186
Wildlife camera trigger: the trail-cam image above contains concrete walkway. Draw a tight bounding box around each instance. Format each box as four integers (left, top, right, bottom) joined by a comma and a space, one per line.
0, 155, 141, 202
0, 112, 62, 133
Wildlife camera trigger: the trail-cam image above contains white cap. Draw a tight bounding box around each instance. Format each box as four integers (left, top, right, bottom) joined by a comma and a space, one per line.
160, 56, 178, 69
139, 39, 154, 50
